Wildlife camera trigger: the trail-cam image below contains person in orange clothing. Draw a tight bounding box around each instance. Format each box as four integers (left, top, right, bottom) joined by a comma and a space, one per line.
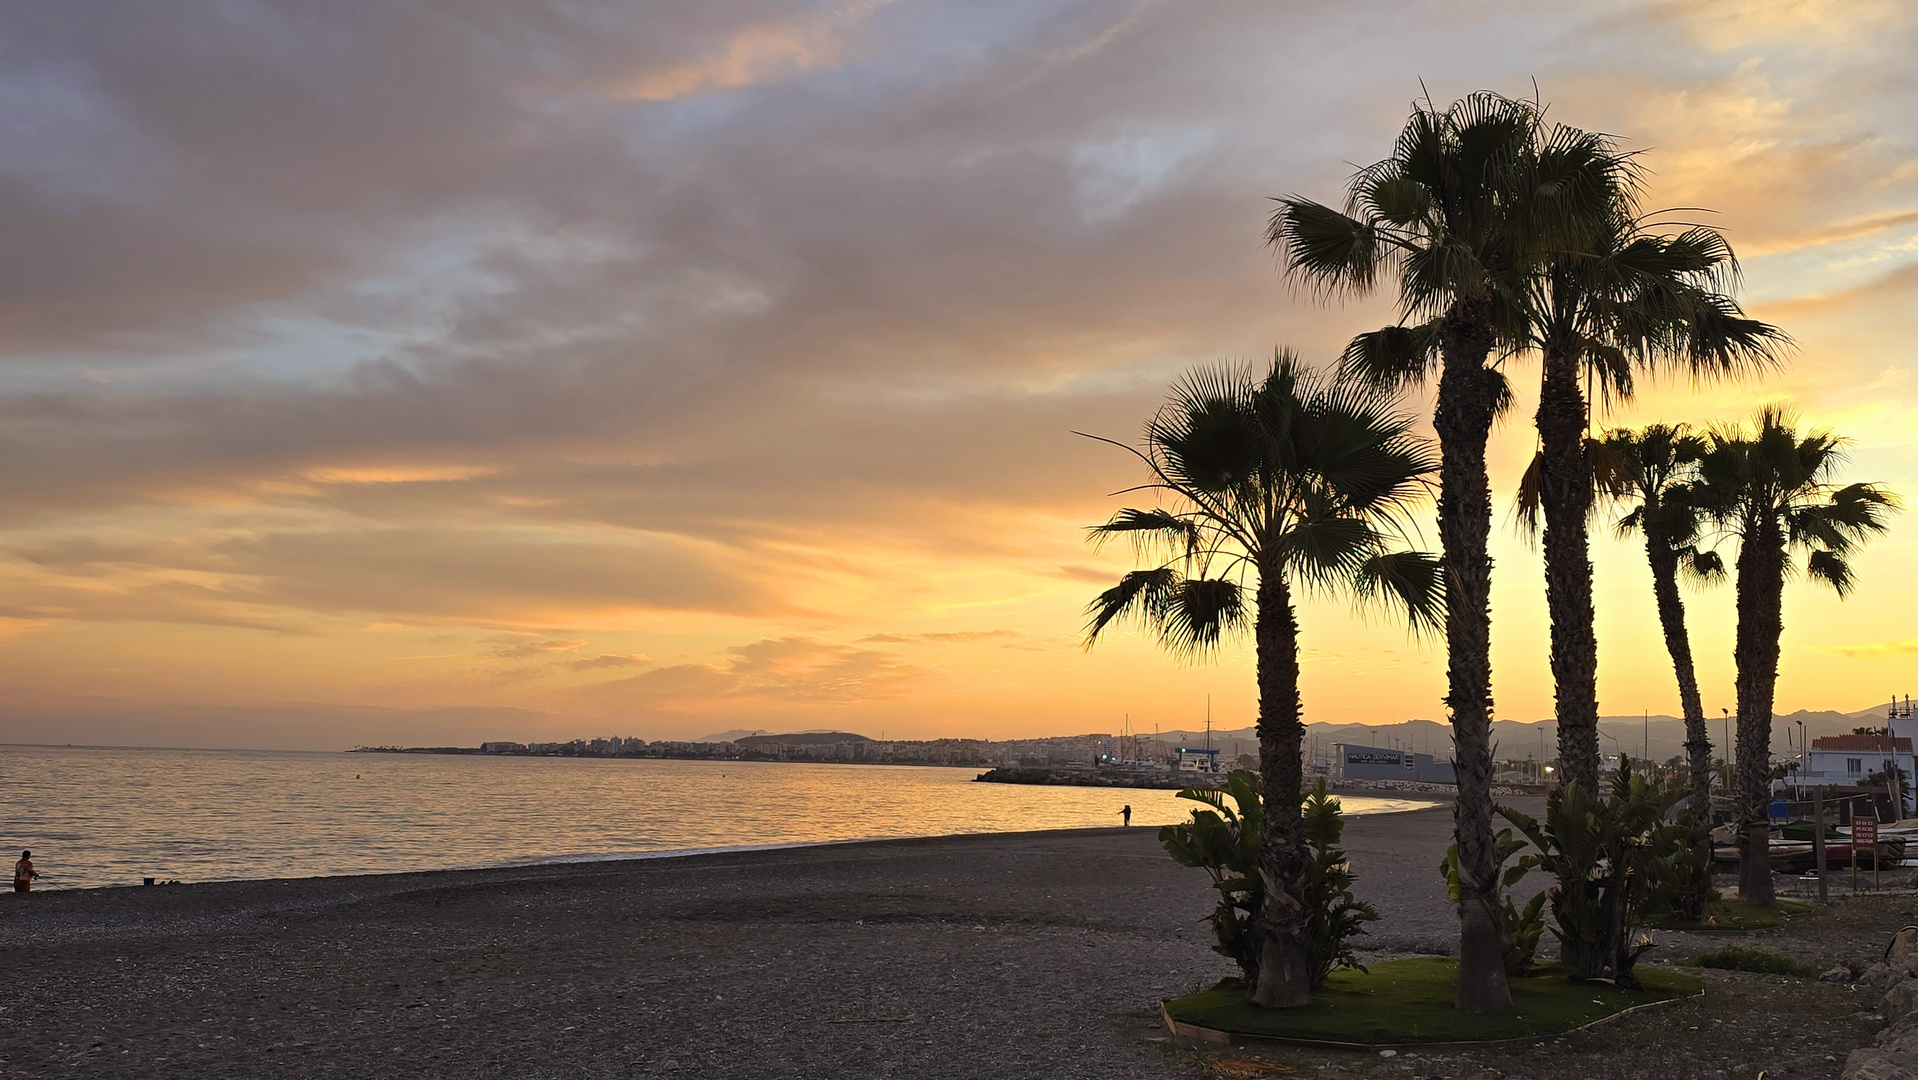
13, 850, 37, 893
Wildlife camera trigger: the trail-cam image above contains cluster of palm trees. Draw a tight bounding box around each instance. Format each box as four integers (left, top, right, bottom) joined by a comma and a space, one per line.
1084, 90, 1895, 1014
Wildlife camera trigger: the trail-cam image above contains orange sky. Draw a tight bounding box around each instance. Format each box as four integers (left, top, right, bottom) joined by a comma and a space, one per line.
0, 1, 1913, 749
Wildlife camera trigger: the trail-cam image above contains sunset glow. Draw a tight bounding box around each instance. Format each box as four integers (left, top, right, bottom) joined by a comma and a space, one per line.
3, 1, 1913, 749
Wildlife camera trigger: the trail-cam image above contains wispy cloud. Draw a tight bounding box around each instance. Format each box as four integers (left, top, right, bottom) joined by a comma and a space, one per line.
1815, 639, 1918, 659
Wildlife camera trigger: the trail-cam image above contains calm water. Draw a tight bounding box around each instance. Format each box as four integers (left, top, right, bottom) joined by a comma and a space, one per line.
0, 745, 1432, 889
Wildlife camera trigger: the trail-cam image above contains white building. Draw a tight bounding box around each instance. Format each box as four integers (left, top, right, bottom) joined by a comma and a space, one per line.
1796, 733, 1914, 790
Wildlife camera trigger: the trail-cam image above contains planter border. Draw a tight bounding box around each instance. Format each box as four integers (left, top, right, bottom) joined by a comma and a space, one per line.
1160, 985, 1704, 1053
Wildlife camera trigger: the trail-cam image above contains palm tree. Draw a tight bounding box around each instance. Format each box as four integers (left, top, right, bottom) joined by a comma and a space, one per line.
1082, 350, 1440, 1008
1266, 91, 1614, 1012
1516, 196, 1785, 795
1697, 408, 1897, 905
1603, 423, 1724, 915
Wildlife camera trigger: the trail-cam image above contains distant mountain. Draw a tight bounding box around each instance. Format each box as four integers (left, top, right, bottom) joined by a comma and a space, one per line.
693, 729, 771, 744
734, 731, 873, 748
1148, 704, 1909, 763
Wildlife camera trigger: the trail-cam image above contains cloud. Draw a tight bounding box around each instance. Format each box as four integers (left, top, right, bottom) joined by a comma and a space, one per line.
589, 635, 920, 712
569, 653, 651, 670
857, 629, 1022, 644
0, 0, 1914, 743
486, 635, 587, 659
612, 4, 899, 102
1815, 639, 1918, 659
2, 524, 791, 629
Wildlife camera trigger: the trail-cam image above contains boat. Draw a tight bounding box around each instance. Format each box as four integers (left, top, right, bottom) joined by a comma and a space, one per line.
1711, 834, 1907, 872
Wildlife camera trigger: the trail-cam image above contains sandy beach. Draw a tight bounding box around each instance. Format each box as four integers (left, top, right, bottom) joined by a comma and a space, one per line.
0, 800, 1897, 1079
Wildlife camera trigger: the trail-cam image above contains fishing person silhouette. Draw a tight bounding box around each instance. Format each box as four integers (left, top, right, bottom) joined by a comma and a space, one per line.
14, 851, 38, 893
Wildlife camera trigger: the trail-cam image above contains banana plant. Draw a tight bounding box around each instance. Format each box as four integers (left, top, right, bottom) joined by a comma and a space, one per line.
1498, 758, 1694, 986
1300, 779, 1380, 986
1441, 829, 1546, 976
1162, 772, 1377, 990
1160, 770, 1265, 981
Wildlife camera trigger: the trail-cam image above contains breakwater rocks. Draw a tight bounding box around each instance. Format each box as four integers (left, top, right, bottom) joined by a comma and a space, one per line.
1848, 930, 1918, 1078
973, 767, 1219, 790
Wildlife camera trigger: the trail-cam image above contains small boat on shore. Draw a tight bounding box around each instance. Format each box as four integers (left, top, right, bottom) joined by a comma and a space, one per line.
1709, 833, 1908, 872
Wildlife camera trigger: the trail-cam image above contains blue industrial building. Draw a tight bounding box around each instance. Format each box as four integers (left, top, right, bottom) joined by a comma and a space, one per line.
1334, 742, 1456, 784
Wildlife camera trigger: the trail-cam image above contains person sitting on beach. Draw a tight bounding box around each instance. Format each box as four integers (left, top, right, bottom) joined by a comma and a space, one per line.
14, 851, 37, 893
1120, 805, 1131, 828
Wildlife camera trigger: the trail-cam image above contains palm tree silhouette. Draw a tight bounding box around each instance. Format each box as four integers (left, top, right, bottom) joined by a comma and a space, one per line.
1697, 408, 1896, 905
1082, 349, 1440, 1007
1601, 423, 1724, 914
1513, 184, 1784, 794
1267, 90, 1614, 1012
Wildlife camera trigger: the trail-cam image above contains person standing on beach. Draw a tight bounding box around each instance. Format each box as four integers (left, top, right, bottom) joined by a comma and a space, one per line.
13, 851, 37, 893
1120, 805, 1131, 828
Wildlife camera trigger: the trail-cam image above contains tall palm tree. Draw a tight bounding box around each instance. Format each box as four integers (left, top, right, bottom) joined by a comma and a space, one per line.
1517, 200, 1785, 795
1082, 350, 1441, 1008
1604, 423, 1724, 914
1698, 408, 1897, 905
1266, 91, 1612, 1012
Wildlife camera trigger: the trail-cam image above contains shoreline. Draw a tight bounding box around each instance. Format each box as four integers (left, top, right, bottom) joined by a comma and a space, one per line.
13, 791, 1447, 895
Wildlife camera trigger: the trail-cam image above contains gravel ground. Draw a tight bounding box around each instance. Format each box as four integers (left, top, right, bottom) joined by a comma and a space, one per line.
0, 802, 1902, 1079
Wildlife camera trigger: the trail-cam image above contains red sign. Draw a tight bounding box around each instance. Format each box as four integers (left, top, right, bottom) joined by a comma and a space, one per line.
1855, 818, 1878, 846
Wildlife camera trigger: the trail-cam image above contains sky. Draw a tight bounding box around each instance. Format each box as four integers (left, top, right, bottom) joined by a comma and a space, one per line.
0, 0, 1914, 750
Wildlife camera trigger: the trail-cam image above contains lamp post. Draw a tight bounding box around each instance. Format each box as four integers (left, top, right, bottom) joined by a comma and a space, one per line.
1797, 719, 1807, 798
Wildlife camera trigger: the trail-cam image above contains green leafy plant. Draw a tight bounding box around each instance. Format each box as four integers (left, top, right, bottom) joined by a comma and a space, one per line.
1498, 757, 1705, 986
1161, 772, 1377, 991
1300, 779, 1381, 987
1441, 829, 1546, 976
1160, 770, 1264, 981
1643, 809, 1716, 919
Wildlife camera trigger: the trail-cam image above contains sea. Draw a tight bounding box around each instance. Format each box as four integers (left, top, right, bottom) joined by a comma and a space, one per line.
0, 745, 1434, 890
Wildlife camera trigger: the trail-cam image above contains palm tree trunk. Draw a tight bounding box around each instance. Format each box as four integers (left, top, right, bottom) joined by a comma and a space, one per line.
1435, 299, 1511, 1014
1646, 534, 1713, 915
1252, 566, 1312, 1007
1536, 340, 1601, 794
1733, 517, 1786, 906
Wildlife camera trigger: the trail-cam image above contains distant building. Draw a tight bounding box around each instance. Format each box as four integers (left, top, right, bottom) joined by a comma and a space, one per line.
480, 741, 527, 754
1798, 734, 1914, 787
1333, 742, 1455, 784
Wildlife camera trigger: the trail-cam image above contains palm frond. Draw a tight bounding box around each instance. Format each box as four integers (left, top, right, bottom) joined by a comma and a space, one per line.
1084, 568, 1180, 644
1087, 508, 1201, 558
1513, 449, 1543, 538
1339, 322, 1440, 389
1684, 546, 1726, 584
1354, 551, 1445, 639
1806, 549, 1854, 597
1160, 577, 1249, 657
1268, 199, 1384, 297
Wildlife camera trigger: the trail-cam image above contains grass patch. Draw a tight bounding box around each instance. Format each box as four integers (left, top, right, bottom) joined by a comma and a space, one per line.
1686, 945, 1821, 978
1643, 898, 1814, 933
1163, 957, 1700, 1045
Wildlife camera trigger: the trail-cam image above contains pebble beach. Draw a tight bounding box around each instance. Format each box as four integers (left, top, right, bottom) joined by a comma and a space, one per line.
0, 798, 1900, 1079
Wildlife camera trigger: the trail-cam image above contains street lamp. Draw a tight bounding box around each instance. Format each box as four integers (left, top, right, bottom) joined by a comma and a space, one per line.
1797, 719, 1807, 795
